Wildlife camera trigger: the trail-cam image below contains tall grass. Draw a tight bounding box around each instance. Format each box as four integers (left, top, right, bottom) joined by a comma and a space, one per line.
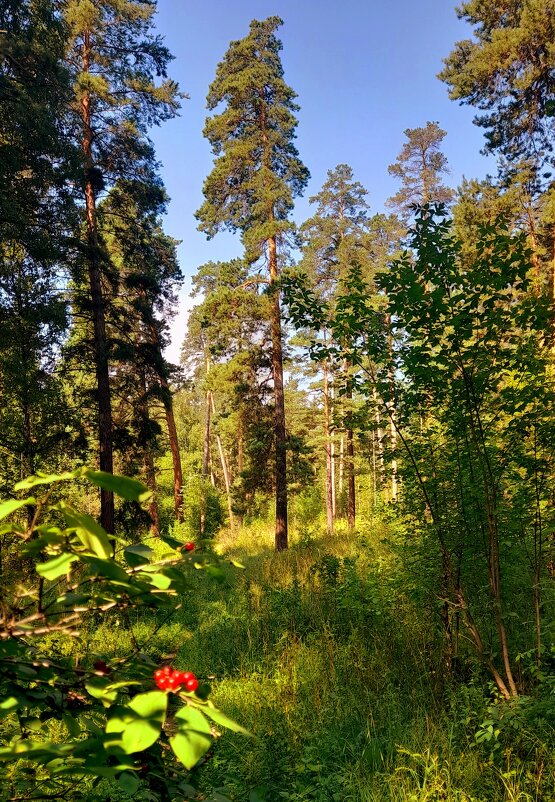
92, 512, 554, 801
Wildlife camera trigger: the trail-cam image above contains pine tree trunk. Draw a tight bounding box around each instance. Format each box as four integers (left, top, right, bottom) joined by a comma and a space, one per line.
330, 382, 336, 518
269, 234, 288, 551
386, 317, 398, 502
347, 424, 355, 529
344, 368, 355, 529
202, 389, 211, 481
339, 434, 344, 497
139, 368, 160, 536
163, 396, 183, 521
323, 360, 334, 535
81, 30, 114, 534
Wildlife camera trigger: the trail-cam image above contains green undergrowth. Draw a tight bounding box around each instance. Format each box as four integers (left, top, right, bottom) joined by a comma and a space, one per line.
90, 514, 554, 801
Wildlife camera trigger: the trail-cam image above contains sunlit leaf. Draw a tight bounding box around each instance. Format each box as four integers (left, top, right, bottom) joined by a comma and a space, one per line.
37, 552, 78, 581
84, 470, 151, 503
169, 706, 212, 769
0, 497, 35, 520
0, 697, 19, 719
59, 503, 112, 559
124, 544, 154, 567
14, 471, 76, 491
203, 704, 251, 735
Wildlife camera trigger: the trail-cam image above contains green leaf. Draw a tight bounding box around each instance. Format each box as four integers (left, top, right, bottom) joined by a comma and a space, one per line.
124, 544, 154, 567
85, 471, 151, 503
143, 572, 172, 590
59, 503, 112, 559
80, 556, 130, 583
0, 497, 35, 520
37, 552, 78, 581
169, 706, 212, 769
118, 771, 140, 795
14, 471, 75, 491
0, 697, 19, 719
62, 712, 81, 738
203, 704, 251, 735
86, 677, 119, 705
159, 534, 185, 551
106, 691, 167, 754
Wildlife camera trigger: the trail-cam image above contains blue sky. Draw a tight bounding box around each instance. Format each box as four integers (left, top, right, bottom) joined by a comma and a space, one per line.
149, 1, 493, 361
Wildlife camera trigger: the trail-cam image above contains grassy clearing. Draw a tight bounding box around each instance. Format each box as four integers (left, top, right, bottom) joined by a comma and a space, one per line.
91, 513, 554, 801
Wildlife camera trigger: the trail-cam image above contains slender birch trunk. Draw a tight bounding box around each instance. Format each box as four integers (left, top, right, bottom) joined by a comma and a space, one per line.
209, 391, 234, 527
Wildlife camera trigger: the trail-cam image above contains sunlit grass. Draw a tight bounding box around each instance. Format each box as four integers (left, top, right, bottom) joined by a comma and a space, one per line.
86, 512, 555, 801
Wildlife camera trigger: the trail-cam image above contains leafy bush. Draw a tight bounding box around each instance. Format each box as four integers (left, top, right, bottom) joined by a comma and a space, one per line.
0, 469, 247, 801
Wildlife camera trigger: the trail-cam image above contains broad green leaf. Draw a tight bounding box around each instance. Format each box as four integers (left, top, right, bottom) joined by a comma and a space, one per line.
124, 544, 153, 567
118, 771, 140, 794
106, 692, 167, 754
0, 497, 35, 520
86, 677, 119, 705
142, 572, 172, 590
14, 471, 76, 490
203, 704, 251, 735
0, 697, 19, 719
80, 556, 130, 583
62, 712, 81, 738
159, 534, 184, 551
0, 740, 72, 760
169, 706, 212, 769
56, 592, 90, 607
128, 690, 168, 720
60, 504, 112, 559
104, 681, 142, 692
37, 553, 78, 581
85, 470, 151, 503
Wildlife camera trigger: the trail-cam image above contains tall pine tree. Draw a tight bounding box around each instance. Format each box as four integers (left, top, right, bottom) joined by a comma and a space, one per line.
196, 17, 309, 550
64, 0, 181, 532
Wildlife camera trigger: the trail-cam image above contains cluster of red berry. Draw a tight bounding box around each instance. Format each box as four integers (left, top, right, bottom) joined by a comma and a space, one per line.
154, 666, 199, 693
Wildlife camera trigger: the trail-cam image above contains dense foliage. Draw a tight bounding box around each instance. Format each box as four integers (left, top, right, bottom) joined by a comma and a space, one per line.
1, 2, 554, 800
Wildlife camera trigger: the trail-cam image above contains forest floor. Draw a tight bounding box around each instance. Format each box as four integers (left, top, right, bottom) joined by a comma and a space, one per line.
91, 514, 555, 802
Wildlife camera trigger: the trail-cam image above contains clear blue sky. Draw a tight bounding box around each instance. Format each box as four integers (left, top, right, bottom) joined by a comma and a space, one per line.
149, 0, 493, 361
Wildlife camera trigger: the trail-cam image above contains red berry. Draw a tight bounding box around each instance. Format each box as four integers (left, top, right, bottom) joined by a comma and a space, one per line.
183, 542, 195, 552
185, 677, 199, 693
156, 676, 169, 690
154, 669, 165, 681
168, 675, 182, 692
182, 671, 196, 682
173, 671, 186, 686
162, 665, 172, 675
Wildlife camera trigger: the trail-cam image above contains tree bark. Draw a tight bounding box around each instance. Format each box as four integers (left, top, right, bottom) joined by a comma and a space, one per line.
269, 234, 288, 551
386, 317, 398, 502
330, 383, 336, 518
345, 378, 356, 529
202, 388, 211, 481
139, 367, 160, 537
81, 30, 114, 534
342, 357, 356, 527
323, 359, 334, 535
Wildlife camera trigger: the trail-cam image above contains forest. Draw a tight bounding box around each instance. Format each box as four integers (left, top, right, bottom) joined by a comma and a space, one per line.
0, 1, 554, 800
